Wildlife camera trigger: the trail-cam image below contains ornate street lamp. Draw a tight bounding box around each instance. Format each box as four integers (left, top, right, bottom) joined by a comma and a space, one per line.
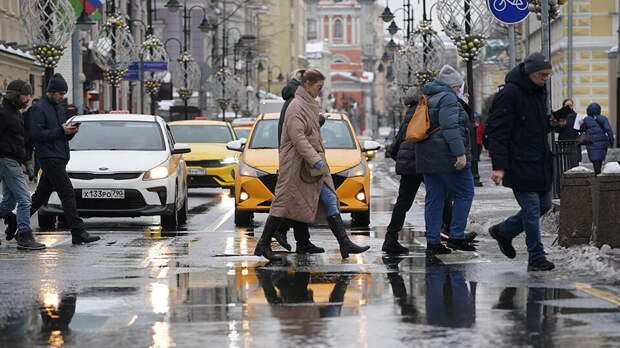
20, 0, 76, 85
93, 12, 138, 109
394, 20, 445, 88
141, 34, 169, 113
171, 51, 201, 119
437, 0, 491, 187
214, 67, 235, 121
528, 0, 566, 21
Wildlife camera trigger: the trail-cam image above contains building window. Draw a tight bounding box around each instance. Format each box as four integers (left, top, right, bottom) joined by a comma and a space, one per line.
307, 19, 317, 40
333, 19, 343, 42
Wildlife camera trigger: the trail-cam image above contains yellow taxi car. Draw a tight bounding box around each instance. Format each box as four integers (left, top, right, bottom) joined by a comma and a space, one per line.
231, 117, 257, 140
168, 120, 238, 191
226, 113, 380, 227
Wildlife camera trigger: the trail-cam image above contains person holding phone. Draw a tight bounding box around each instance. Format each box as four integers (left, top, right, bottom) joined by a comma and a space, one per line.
28, 73, 100, 245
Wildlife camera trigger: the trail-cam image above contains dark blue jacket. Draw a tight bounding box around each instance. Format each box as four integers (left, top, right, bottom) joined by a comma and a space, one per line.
392, 97, 418, 175
0, 99, 28, 163
487, 63, 553, 192
580, 114, 614, 161
416, 80, 471, 174
29, 96, 73, 162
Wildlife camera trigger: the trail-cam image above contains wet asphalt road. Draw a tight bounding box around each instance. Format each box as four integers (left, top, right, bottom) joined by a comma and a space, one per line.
1, 155, 619, 348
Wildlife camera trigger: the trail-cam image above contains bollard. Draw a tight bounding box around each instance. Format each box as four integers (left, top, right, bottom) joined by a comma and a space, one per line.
558, 171, 596, 247
592, 174, 620, 248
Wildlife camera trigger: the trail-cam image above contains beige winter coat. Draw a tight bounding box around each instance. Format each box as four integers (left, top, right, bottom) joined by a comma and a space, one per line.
269, 86, 336, 223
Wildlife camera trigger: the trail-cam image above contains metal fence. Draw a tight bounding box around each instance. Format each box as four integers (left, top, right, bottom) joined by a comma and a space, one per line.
552, 140, 580, 199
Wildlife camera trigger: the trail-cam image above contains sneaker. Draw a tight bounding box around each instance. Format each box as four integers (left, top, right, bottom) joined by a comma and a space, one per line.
296, 242, 325, 254
489, 224, 516, 259
447, 238, 477, 251
425, 243, 452, 256
15, 230, 46, 250
3, 213, 17, 241
441, 231, 478, 243
527, 258, 555, 272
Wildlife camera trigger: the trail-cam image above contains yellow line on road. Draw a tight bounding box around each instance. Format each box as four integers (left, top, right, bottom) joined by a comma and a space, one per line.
575, 283, 620, 307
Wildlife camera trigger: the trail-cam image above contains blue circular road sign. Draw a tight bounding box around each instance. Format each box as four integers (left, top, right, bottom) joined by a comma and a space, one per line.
488, 0, 530, 24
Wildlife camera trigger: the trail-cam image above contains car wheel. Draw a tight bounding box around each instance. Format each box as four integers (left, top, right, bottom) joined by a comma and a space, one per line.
351, 211, 370, 228
38, 214, 56, 230
178, 192, 188, 225
234, 207, 253, 227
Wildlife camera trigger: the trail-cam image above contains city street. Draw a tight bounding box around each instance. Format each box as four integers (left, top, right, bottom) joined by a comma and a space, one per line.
1, 154, 619, 347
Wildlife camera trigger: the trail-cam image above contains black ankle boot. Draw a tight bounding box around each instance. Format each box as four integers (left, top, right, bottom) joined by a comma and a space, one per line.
382, 231, 409, 255
326, 215, 370, 259
273, 224, 292, 251
254, 216, 285, 261
296, 242, 325, 254
2, 212, 17, 241
71, 230, 100, 245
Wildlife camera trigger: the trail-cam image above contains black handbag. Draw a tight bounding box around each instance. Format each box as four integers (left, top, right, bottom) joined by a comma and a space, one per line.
576, 132, 594, 145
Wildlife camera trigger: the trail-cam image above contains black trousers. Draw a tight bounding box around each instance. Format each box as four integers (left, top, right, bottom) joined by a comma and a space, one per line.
387, 174, 424, 234
278, 218, 311, 245
30, 158, 85, 232
592, 160, 603, 175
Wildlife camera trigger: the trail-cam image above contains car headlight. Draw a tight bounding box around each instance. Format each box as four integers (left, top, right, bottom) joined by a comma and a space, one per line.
220, 156, 238, 165
336, 162, 366, 178
238, 160, 268, 177
144, 161, 171, 180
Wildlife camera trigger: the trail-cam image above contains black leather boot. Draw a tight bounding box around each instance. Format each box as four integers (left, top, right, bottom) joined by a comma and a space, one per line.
2, 212, 17, 241
381, 230, 409, 255
273, 221, 292, 251
254, 216, 285, 261
326, 214, 370, 259
71, 230, 100, 245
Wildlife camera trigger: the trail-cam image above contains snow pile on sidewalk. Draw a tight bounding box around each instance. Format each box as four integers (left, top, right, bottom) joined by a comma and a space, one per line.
548, 244, 620, 285
566, 166, 594, 173
602, 162, 620, 174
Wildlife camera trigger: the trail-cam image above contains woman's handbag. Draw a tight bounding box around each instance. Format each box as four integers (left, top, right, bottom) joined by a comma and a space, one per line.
301, 152, 329, 184
576, 132, 594, 145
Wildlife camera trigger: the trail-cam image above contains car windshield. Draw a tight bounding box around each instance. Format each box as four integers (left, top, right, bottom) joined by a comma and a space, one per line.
69, 121, 165, 151
249, 119, 278, 149
234, 128, 251, 140
321, 120, 356, 149
169, 125, 234, 143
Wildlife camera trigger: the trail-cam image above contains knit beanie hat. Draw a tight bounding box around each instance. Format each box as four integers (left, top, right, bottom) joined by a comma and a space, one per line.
524, 52, 552, 74
437, 64, 464, 87
5, 80, 32, 100
47, 73, 68, 93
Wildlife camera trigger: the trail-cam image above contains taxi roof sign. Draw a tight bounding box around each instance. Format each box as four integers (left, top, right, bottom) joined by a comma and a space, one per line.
109, 110, 130, 114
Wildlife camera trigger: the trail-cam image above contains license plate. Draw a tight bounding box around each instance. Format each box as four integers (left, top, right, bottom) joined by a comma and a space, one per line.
187, 168, 205, 176
82, 189, 125, 199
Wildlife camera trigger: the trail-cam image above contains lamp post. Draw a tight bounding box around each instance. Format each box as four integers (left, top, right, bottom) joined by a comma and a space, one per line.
437, 0, 492, 187
20, 0, 76, 88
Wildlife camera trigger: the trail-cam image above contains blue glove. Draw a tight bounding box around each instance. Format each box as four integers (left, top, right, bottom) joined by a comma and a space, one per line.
313, 160, 324, 170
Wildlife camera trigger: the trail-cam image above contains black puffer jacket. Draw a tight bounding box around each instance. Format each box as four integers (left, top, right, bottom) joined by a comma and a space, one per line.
0, 99, 29, 163
487, 63, 553, 192
390, 95, 418, 175
278, 79, 301, 146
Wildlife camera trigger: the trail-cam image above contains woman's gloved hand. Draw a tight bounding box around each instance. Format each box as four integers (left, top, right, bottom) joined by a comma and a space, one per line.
454, 154, 467, 171
313, 160, 324, 170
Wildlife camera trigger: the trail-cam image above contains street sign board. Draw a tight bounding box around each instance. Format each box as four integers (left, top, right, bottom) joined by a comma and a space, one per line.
487, 0, 529, 24
123, 70, 139, 81
143, 61, 167, 71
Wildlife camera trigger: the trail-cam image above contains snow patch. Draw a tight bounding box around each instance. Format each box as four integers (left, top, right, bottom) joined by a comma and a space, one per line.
602, 162, 620, 174
548, 245, 620, 285
566, 166, 594, 173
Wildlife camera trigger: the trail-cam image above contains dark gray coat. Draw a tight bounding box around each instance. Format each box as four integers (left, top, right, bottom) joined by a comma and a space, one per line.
415, 81, 471, 174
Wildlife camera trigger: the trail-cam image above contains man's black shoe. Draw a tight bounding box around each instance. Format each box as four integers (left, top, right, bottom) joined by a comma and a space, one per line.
72, 231, 100, 245
3, 213, 17, 241
15, 230, 46, 250
447, 238, 477, 251
425, 243, 452, 256
382, 232, 409, 255
527, 258, 555, 272
441, 231, 478, 243
296, 242, 325, 254
489, 224, 516, 259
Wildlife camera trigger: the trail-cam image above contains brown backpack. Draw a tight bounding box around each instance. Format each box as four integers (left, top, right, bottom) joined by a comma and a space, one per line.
405, 94, 440, 143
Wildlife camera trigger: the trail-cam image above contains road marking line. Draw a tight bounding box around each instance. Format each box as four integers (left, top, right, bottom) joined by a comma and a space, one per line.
127, 315, 138, 326
205, 208, 235, 232
575, 283, 620, 307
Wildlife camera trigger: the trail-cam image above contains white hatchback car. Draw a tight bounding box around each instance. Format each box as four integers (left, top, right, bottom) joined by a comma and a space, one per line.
37, 114, 191, 228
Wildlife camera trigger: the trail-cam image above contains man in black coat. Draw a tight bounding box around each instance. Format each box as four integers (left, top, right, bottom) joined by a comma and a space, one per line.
0, 80, 45, 249
28, 73, 100, 245
487, 52, 564, 272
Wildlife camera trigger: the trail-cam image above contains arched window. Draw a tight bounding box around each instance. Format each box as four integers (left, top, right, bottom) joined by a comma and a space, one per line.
333, 19, 343, 42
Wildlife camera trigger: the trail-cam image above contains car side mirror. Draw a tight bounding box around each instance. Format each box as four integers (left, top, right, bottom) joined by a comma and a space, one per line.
172, 143, 191, 154
361, 140, 380, 152
226, 139, 246, 152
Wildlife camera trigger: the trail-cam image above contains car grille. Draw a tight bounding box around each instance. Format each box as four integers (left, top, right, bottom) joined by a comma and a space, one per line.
75, 189, 146, 210
332, 174, 346, 189
188, 175, 221, 187
69, 172, 142, 180
186, 160, 222, 168
259, 174, 278, 194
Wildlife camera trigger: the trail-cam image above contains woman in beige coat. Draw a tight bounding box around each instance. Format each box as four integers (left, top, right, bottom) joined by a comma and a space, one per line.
253, 69, 370, 261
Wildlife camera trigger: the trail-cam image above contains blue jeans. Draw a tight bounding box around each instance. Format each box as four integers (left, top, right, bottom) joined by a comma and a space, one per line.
319, 183, 339, 217
423, 170, 474, 244
0, 158, 31, 233
498, 189, 551, 263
